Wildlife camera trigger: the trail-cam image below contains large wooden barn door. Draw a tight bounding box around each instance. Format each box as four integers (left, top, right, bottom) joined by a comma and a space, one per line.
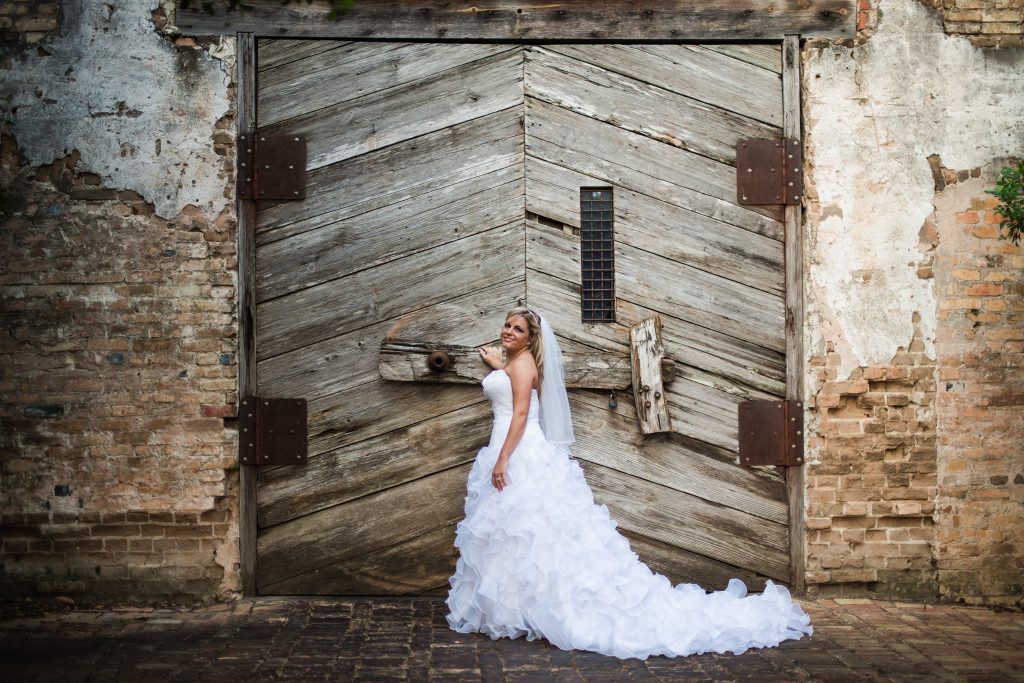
251, 40, 790, 595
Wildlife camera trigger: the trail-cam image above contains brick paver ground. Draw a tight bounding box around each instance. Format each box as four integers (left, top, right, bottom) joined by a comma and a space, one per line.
1, 597, 1022, 682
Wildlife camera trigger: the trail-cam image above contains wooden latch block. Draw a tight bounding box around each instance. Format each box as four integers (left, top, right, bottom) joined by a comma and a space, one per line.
630, 317, 672, 434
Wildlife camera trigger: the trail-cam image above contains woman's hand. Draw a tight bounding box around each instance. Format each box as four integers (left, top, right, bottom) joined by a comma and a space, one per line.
491, 455, 510, 491
479, 345, 505, 369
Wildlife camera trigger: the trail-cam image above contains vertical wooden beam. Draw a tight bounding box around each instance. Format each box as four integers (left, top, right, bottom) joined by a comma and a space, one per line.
236, 32, 258, 597
782, 33, 807, 595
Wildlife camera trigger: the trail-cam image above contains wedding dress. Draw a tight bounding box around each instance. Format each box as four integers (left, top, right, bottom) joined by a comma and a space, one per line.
445, 365, 813, 660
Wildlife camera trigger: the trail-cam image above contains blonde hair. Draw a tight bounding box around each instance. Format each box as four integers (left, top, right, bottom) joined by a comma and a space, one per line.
505, 307, 544, 391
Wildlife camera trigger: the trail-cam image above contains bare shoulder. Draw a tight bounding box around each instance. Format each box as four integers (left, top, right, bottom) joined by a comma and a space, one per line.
505, 354, 538, 392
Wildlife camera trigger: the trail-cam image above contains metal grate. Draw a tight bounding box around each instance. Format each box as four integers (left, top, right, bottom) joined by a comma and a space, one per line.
580, 188, 615, 322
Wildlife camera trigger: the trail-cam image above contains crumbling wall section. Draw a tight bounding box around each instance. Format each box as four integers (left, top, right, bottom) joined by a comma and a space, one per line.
804, 0, 1024, 604
0, 0, 240, 601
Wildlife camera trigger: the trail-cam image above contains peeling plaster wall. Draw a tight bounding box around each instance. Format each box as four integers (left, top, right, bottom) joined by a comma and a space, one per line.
803, 0, 1024, 603
0, 0, 233, 220
805, 0, 1024, 381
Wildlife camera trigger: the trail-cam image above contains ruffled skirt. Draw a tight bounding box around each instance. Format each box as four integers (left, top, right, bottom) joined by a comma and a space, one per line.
445, 424, 812, 660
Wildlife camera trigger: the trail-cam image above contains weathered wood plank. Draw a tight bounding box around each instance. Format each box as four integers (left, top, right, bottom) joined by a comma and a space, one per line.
580, 461, 790, 580
525, 265, 786, 396
380, 340, 645, 390
258, 278, 525, 403
525, 219, 786, 351
257, 165, 524, 301
630, 317, 671, 434
526, 156, 785, 294
542, 44, 783, 128
665, 377, 746, 452
256, 221, 523, 360
705, 44, 783, 73
262, 49, 524, 171
783, 33, 807, 596
237, 31, 258, 598
257, 38, 353, 72
525, 47, 778, 166
179, 1, 855, 40
622, 530, 770, 592
259, 43, 514, 128
258, 402, 490, 528
258, 524, 458, 595
569, 397, 788, 523
256, 109, 524, 245
526, 98, 785, 234
257, 463, 470, 589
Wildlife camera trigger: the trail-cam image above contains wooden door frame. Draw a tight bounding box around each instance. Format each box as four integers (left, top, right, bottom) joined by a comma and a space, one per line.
234, 34, 808, 596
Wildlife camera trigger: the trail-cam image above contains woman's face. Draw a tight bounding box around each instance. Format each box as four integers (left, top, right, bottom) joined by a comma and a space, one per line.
501, 315, 531, 354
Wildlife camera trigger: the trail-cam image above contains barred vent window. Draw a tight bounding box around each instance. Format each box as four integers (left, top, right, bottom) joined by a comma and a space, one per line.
580, 188, 615, 322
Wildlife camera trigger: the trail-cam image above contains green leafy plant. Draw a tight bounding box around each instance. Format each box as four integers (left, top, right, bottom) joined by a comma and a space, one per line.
985, 160, 1024, 246
180, 0, 354, 21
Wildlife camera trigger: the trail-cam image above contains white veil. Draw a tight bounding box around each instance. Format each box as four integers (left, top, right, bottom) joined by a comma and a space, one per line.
537, 313, 575, 457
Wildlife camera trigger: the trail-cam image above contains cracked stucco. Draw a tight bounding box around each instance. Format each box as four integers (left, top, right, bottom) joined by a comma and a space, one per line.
804, 0, 1024, 380
0, 0, 233, 219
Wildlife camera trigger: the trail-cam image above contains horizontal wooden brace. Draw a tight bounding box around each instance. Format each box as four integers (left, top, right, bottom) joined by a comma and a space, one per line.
379, 340, 676, 390
176, 1, 854, 40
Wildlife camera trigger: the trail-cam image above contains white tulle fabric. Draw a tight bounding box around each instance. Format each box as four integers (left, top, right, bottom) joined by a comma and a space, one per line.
446, 369, 813, 660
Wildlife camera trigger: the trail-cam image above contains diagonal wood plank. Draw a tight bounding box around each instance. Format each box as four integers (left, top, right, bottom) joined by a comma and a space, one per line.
257, 109, 524, 244
257, 39, 353, 72
705, 44, 782, 73
526, 219, 785, 351
569, 397, 788, 523
257, 221, 524, 360
525, 46, 778, 163
260, 43, 514, 127
262, 49, 525, 171
257, 165, 524, 301
545, 44, 783, 127
581, 461, 790, 581
258, 524, 459, 596
526, 265, 785, 396
257, 401, 490, 528
257, 463, 470, 589
526, 156, 785, 292
258, 277, 524, 401
526, 98, 784, 235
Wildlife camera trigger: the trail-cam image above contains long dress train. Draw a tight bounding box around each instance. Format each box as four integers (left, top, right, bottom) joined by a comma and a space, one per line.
446, 369, 812, 660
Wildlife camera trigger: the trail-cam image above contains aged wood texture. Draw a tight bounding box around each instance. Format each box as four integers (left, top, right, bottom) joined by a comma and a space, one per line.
379, 341, 674, 389
630, 317, 671, 434
262, 49, 524, 171
251, 40, 793, 595
259, 524, 458, 595
257, 464, 471, 589
257, 402, 490, 528
783, 34, 807, 595
257, 110, 524, 244
178, 1, 855, 40
257, 221, 523, 360
236, 32, 258, 597
580, 461, 789, 580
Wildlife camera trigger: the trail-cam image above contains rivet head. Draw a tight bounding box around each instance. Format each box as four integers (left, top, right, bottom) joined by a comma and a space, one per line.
259, 137, 266, 142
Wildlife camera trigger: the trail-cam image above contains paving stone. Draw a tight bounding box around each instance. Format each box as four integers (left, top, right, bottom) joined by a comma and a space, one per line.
1, 597, 1023, 681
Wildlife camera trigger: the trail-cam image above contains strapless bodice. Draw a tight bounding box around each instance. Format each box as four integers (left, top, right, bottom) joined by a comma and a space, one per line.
482, 369, 541, 447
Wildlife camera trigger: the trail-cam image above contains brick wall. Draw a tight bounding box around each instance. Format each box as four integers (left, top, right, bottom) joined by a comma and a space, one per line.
806, 326, 940, 599
938, 0, 1024, 47
0, 1, 61, 50
0, 115, 241, 600
933, 166, 1024, 606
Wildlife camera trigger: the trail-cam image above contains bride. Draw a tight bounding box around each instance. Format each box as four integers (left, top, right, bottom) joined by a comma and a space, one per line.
445, 307, 812, 660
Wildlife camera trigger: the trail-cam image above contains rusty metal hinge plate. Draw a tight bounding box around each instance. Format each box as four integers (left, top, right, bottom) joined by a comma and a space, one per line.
738, 399, 804, 467
736, 138, 802, 205
238, 396, 308, 466
237, 132, 306, 201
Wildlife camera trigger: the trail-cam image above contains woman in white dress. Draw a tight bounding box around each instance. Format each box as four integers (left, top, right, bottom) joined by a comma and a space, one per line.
445, 308, 812, 660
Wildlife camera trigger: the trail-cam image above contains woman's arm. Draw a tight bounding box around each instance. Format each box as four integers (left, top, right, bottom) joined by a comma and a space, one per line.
491, 360, 535, 491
